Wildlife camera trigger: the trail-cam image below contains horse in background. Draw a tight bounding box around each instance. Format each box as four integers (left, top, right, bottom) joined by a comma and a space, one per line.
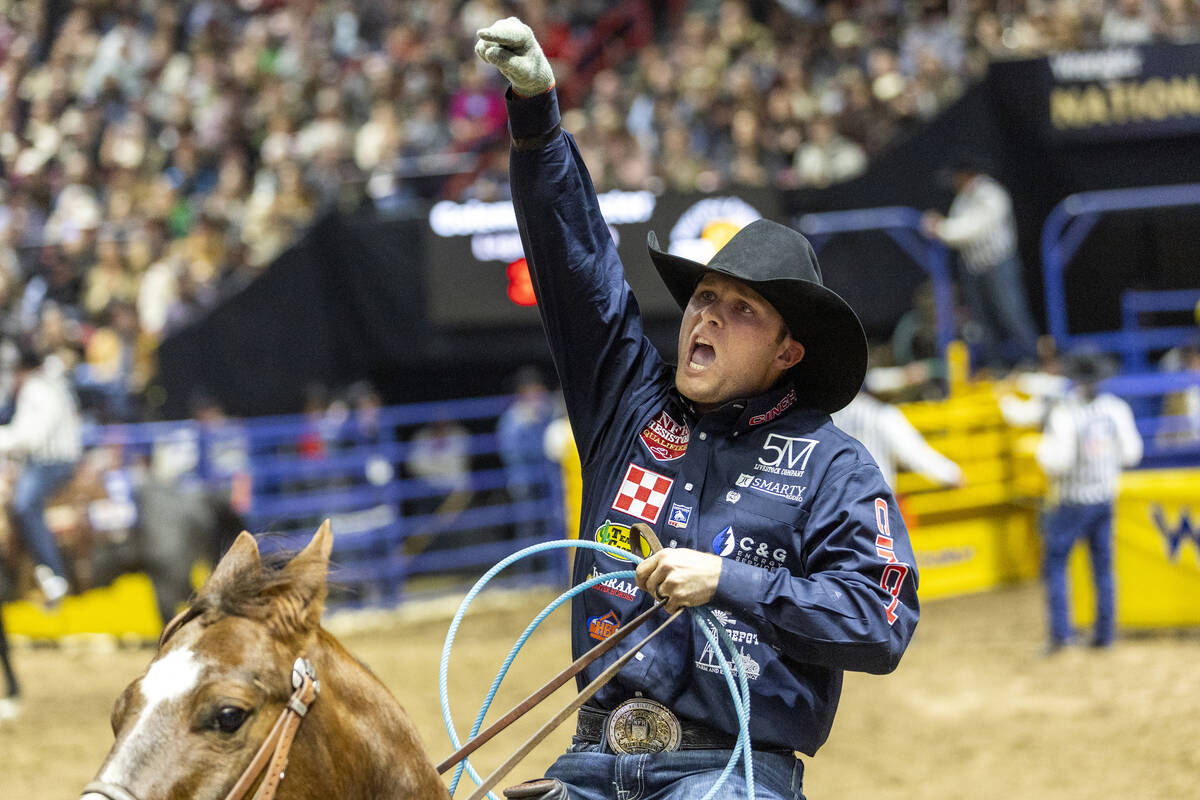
80, 521, 449, 800
0, 444, 236, 627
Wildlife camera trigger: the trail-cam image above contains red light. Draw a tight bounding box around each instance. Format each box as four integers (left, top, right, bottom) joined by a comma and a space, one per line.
506, 258, 537, 306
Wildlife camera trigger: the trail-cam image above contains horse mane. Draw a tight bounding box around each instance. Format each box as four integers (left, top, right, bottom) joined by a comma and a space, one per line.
190, 548, 324, 636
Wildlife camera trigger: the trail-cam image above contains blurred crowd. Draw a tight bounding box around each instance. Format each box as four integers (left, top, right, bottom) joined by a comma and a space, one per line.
0, 0, 1194, 424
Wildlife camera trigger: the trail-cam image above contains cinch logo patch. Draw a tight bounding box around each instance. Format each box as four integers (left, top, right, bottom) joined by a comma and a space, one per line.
611, 463, 674, 524
639, 409, 690, 461
748, 389, 796, 426
588, 611, 621, 641
594, 519, 653, 562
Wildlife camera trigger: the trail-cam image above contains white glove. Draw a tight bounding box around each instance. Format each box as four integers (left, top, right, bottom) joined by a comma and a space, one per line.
474, 17, 555, 97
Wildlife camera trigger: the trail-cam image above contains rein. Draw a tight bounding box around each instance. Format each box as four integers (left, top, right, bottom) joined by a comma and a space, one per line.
82, 611, 321, 800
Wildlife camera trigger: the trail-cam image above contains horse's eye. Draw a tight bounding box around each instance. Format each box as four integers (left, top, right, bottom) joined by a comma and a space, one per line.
213, 706, 249, 734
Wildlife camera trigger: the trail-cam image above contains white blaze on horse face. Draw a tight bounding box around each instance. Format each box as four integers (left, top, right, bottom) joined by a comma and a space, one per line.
99, 646, 205, 786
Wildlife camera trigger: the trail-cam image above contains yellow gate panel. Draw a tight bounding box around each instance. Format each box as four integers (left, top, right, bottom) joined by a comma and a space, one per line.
911, 507, 1040, 601
2, 572, 162, 640
1070, 469, 1200, 629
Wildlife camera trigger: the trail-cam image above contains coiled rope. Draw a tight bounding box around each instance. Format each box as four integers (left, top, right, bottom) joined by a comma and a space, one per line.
438, 539, 756, 799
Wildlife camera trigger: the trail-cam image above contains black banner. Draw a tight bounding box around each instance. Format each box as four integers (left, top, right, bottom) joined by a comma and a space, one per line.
424, 188, 781, 326
991, 43, 1200, 143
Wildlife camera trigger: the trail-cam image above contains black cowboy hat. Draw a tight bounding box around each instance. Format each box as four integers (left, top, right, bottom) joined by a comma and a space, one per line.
1065, 351, 1116, 385
647, 218, 867, 414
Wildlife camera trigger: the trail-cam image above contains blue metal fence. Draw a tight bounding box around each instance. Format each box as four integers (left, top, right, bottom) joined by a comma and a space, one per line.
83, 395, 569, 608
796, 205, 956, 353
1040, 183, 1200, 359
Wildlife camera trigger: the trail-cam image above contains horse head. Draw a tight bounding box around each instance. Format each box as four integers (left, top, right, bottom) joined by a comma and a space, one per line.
81, 521, 449, 800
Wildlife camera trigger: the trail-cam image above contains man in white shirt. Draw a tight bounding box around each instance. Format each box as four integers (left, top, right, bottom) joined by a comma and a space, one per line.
922, 160, 1040, 368
1036, 353, 1143, 652
832, 389, 963, 491
0, 346, 83, 604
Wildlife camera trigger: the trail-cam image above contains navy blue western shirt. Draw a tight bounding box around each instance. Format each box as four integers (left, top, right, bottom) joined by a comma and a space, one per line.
507, 88, 919, 756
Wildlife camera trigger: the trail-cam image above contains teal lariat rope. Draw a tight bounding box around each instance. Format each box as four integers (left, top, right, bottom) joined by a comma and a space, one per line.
438, 539, 756, 799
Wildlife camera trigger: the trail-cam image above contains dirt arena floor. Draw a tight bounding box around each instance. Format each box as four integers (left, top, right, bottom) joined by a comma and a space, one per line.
3, 580, 1198, 799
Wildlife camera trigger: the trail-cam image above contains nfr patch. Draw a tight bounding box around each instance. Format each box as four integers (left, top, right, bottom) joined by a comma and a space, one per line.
639, 409, 690, 461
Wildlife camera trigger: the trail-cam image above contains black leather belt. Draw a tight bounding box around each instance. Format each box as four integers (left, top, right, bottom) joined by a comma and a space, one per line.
576, 703, 793, 756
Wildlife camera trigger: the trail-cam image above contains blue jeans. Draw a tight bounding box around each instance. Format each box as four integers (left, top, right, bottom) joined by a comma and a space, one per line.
12, 460, 77, 578
960, 255, 1039, 367
545, 744, 805, 800
1042, 503, 1115, 645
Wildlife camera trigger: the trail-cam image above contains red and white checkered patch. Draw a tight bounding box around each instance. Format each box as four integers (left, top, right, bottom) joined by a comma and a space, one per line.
611, 463, 674, 525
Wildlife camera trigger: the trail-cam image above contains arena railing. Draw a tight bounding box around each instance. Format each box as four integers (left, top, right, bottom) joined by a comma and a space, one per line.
1040, 183, 1200, 360
796, 206, 956, 354
82, 394, 569, 608
1119, 288, 1200, 372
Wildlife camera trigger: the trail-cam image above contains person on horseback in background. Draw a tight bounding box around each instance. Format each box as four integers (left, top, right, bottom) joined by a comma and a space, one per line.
0, 343, 82, 607
476, 18, 918, 799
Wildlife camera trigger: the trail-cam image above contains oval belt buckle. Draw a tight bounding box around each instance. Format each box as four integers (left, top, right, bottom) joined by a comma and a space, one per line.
605, 698, 682, 755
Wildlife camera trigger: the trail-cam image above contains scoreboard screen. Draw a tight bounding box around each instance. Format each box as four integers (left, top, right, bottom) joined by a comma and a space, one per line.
424, 188, 780, 326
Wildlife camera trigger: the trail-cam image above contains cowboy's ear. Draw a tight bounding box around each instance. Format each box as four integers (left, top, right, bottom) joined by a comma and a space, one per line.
203, 530, 262, 594
273, 519, 333, 638
777, 338, 805, 370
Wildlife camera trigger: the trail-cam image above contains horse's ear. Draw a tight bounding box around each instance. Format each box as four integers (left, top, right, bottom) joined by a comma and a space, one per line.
205, 530, 262, 593
275, 520, 333, 637
294, 519, 334, 569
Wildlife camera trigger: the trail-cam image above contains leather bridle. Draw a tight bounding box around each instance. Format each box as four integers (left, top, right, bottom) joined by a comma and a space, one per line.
81, 608, 321, 800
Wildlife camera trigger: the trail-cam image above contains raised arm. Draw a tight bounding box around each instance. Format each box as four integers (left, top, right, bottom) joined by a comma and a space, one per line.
476, 19, 667, 464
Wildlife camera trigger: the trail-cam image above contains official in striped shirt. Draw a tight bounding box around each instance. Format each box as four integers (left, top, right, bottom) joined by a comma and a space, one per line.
921, 160, 1040, 367
0, 346, 83, 605
832, 389, 963, 491
1035, 354, 1143, 651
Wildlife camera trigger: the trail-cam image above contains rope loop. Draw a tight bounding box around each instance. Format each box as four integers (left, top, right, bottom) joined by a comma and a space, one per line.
438, 539, 756, 800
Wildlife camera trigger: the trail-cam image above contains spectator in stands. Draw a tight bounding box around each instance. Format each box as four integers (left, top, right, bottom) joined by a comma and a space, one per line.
1155, 335, 1200, 446
794, 115, 869, 188
1036, 352, 1143, 653
496, 365, 556, 546
78, 299, 153, 423
921, 159, 1040, 369
406, 414, 472, 543
1100, 0, 1158, 44
890, 280, 951, 388
998, 335, 1071, 429
0, 343, 83, 606
0, 0, 1191, 434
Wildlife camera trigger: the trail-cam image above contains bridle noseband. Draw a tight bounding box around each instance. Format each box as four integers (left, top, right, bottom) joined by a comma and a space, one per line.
81, 607, 322, 800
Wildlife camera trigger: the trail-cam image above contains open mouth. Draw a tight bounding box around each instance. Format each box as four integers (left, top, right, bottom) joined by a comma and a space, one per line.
688, 338, 716, 371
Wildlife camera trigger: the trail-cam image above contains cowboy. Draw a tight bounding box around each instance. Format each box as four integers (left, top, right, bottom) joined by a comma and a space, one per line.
1036, 353, 1142, 653
476, 18, 919, 799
